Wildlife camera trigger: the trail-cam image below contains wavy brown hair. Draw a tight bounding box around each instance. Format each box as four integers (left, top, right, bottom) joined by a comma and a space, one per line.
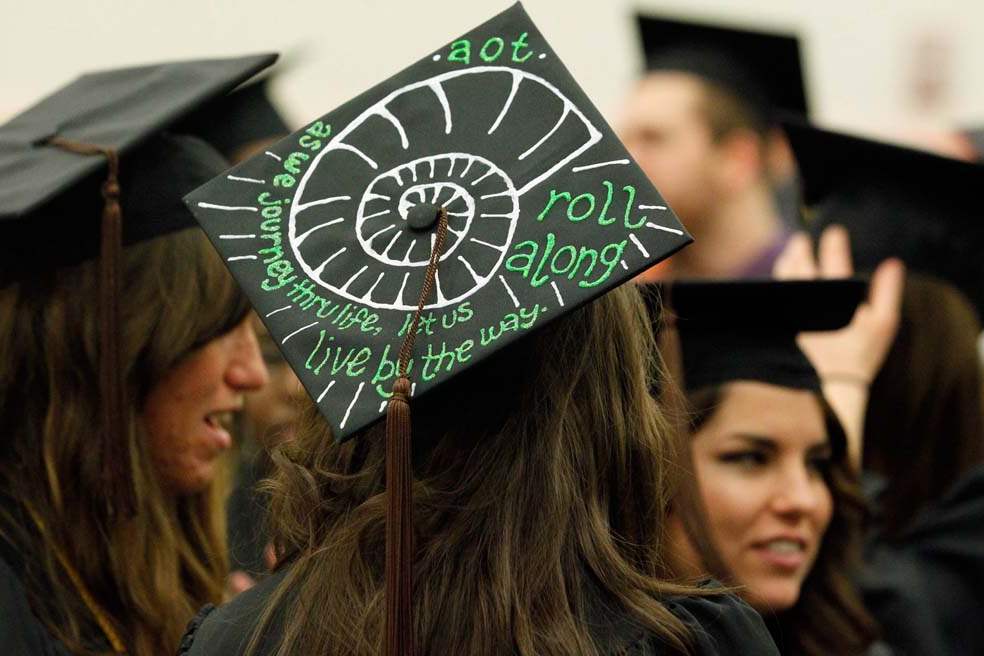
675, 384, 879, 656
0, 228, 250, 655
246, 284, 714, 656
864, 274, 984, 537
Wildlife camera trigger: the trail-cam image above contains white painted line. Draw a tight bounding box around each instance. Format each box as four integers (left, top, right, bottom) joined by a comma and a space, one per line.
198, 203, 257, 212
265, 305, 292, 317
281, 321, 319, 344
571, 159, 629, 173
550, 281, 565, 307
317, 380, 336, 403
645, 222, 684, 236
628, 234, 650, 258
488, 72, 521, 135
499, 275, 520, 308
339, 382, 366, 429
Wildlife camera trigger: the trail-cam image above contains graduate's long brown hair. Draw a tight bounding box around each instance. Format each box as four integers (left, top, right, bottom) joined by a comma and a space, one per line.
249, 285, 708, 656
0, 229, 249, 655
674, 384, 879, 656
864, 274, 984, 537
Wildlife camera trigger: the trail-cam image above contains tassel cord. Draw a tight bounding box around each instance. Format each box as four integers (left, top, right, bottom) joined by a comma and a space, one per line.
384, 208, 449, 656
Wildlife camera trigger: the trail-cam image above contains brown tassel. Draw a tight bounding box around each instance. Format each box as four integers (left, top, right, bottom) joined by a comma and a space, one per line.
384, 208, 448, 656
48, 138, 136, 520
385, 376, 414, 656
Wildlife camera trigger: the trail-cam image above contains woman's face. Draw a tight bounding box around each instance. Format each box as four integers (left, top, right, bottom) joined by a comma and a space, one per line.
679, 381, 834, 612
142, 317, 269, 495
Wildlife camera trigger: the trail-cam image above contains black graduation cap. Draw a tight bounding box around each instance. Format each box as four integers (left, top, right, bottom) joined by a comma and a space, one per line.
783, 117, 984, 319
636, 13, 809, 123
0, 53, 278, 276
178, 76, 291, 163
186, 2, 692, 445
644, 279, 866, 393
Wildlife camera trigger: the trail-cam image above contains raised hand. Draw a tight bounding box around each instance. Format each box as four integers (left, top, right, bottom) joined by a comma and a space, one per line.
773, 225, 905, 471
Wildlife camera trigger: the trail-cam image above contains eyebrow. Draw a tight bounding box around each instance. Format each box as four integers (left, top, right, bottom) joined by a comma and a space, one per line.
728, 434, 777, 450
727, 433, 832, 455
807, 442, 833, 457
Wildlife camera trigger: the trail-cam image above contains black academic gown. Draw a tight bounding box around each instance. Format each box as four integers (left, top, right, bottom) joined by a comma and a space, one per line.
0, 556, 70, 656
177, 570, 779, 656
860, 464, 984, 656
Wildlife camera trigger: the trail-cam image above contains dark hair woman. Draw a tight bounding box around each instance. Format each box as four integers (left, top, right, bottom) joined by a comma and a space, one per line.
0, 56, 274, 655
654, 279, 882, 656
863, 274, 984, 536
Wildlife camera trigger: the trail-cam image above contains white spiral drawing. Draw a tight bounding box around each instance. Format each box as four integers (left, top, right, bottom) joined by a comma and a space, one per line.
288, 66, 602, 311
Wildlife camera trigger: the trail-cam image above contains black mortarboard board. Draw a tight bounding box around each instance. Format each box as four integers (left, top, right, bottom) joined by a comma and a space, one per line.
784, 117, 984, 319
644, 279, 866, 393
178, 76, 291, 162
187, 2, 692, 444
636, 13, 809, 123
0, 53, 278, 275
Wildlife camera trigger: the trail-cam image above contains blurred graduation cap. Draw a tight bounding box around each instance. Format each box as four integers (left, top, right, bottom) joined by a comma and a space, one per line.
644, 278, 866, 393
0, 53, 278, 275
178, 76, 292, 164
636, 13, 809, 124
0, 53, 277, 521
185, 4, 690, 652
784, 118, 984, 319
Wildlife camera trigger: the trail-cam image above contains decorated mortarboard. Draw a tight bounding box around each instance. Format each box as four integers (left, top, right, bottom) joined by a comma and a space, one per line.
643, 279, 866, 393
783, 117, 984, 320
0, 53, 278, 274
186, 5, 690, 651
636, 13, 809, 123
186, 3, 691, 444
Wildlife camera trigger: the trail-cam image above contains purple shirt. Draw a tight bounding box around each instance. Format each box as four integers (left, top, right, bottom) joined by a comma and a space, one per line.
735, 231, 791, 278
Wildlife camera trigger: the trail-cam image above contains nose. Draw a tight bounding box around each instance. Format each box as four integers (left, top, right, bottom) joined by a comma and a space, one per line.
770, 464, 824, 518
226, 320, 270, 392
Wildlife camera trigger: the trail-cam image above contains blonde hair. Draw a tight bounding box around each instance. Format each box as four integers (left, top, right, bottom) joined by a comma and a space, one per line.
0, 228, 249, 655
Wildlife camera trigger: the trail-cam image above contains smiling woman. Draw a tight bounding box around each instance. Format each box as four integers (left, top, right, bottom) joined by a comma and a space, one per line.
672, 382, 875, 655
679, 382, 834, 612
649, 279, 880, 656
143, 318, 268, 495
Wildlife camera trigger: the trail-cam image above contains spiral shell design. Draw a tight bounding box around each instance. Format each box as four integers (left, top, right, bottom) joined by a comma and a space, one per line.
289, 66, 601, 311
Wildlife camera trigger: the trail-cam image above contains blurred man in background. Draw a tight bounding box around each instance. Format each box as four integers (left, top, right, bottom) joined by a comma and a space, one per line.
621, 15, 808, 280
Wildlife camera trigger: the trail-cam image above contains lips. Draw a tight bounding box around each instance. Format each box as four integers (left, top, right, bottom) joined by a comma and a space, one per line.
751, 536, 809, 571
202, 411, 234, 451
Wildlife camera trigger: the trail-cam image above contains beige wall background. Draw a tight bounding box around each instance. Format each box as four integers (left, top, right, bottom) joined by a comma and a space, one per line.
4, 0, 983, 138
